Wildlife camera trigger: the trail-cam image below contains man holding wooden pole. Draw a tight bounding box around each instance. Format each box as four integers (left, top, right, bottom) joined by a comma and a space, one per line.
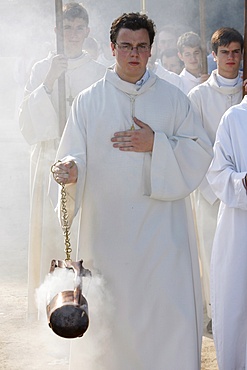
19, 2, 106, 320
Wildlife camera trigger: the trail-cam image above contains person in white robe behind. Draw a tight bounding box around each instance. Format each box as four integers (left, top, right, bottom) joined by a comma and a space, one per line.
50, 12, 212, 370
19, 2, 106, 320
177, 31, 209, 95
160, 47, 183, 75
156, 24, 178, 60
147, 38, 184, 91
188, 27, 244, 334
97, 38, 116, 67
207, 91, 247, 370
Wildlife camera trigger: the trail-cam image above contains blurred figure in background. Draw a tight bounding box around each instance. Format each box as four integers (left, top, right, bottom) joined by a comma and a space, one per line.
97, 37, 116, 67
177, 31, 209, 95
83, 36, 99, 60
148, 38, 184, 90
156, 25, 178, 60
160, 47, 183, 74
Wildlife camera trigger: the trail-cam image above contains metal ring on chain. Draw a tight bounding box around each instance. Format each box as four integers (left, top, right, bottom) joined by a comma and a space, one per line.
51, 160, 62, 183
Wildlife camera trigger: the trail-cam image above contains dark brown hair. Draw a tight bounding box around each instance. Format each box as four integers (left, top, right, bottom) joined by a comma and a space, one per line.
211, 27, 243, 54
110, 12, 156, 46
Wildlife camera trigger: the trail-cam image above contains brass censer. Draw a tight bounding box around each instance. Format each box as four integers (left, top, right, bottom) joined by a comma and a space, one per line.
47, 166, 91, 339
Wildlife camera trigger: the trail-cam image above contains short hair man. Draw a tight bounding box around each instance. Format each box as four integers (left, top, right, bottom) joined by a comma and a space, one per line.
177, 31, 209, 94
83, 36, 99, 60
188, 27, 244, 334
156, 25, 178, 58
147, 39, 184, 90
19, 2, 106, 319
160, 47, 183, 74
51, 12, 212, 369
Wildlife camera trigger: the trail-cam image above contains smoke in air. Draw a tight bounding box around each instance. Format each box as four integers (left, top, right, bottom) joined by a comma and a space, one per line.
36, 267, 115, 368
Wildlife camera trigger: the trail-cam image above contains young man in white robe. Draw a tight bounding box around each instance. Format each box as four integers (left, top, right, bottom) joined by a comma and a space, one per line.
19, 2, 106, 319
147, 39, 184, 91
188, 27, 244, 334
177, 31, 209, 95
161, 47, 183, 75
207, 92, 247, 370
51, 12, 212, 370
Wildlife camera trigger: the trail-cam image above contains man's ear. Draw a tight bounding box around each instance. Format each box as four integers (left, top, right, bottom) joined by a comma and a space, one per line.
178, 52, 183, 62
212, 51, 217, 62
111, 42, 116, 57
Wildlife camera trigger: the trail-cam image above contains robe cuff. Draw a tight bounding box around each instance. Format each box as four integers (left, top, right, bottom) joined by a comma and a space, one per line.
233, 172, 247, 209
198, 177, 218, 205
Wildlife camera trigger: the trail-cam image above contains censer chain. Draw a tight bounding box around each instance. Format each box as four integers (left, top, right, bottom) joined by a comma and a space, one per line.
61, 184, 72, 261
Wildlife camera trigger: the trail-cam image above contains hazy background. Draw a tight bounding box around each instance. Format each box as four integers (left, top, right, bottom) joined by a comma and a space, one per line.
0, 0, 244, 57
0, 0, 244, 120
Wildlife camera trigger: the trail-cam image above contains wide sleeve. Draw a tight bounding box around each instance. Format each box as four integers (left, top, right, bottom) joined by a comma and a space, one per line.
19, 62, 59, 145
188, 87, 217, 205
207, 113, 247, 210
149, 93, 213, 201
49, 95, 87, 227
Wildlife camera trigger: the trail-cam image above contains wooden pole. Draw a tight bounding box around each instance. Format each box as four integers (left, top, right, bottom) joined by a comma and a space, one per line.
55, 0, 66, 134
243, 0, 247, 96
140, 0, 146, 14
199, 0, 208, 74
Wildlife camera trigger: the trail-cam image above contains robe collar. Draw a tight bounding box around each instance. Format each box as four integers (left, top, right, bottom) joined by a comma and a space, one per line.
207, 69, 243, 95
180, 68, 201, 83
105, 68, 157, 96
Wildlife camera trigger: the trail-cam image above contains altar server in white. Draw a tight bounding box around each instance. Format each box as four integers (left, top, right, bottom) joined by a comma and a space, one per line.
51, 12, 212, 370
177, 31, 209, 95
188, 27, 243, 333
207, 94, 247, 370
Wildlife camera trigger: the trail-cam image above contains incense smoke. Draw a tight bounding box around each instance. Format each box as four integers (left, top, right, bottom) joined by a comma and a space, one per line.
1, 0, 244, 369
36, 267, 115, 369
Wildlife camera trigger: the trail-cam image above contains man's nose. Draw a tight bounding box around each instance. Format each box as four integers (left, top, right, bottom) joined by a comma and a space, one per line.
130, 47, 139, 55
70, 29, 80, 37
227, 51, 235, 59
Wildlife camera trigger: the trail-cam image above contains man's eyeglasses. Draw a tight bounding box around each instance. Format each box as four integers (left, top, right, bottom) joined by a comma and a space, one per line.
115, 43, 150, 53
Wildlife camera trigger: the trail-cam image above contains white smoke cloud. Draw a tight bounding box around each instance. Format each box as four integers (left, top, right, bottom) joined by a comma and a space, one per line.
36, 266, 115, 369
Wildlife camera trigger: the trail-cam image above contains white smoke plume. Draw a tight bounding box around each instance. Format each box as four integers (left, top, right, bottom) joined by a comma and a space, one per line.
36, 267, 115, 369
